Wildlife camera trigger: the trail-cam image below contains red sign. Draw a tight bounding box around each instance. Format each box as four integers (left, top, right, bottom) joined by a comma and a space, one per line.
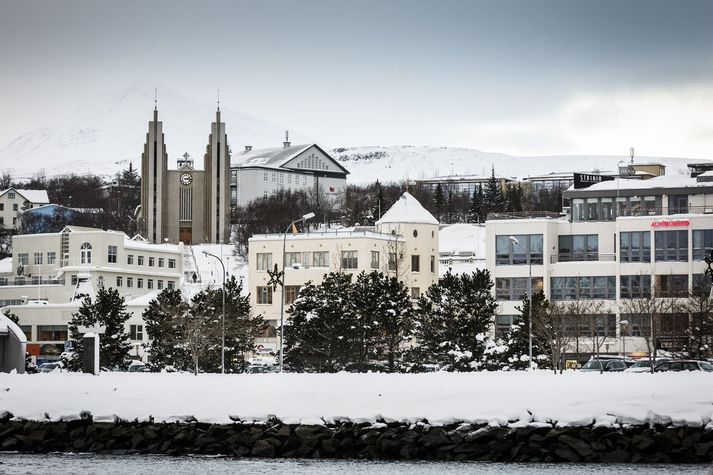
650, 219, 690, 227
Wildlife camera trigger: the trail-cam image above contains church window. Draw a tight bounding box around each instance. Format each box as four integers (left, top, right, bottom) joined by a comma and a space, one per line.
80, 243, 92, 264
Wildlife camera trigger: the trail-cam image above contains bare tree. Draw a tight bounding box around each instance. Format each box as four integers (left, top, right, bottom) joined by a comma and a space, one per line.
681, 286, 713, 360
532, 300, 573, 373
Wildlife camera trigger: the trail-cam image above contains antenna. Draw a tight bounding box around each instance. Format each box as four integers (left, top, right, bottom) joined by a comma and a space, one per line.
629, 147, 635, 164
285, 130, 289, 142
217, 89, 220, 111
154, 88, 158, 110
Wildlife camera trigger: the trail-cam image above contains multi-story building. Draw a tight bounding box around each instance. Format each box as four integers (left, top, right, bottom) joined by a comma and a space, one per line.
248, 192, 439, 352
0, 225, 184, 364
486, 171, 713, 357
230, 139, 349, 207
0, 188, 49, 230
415, 173, 515, 197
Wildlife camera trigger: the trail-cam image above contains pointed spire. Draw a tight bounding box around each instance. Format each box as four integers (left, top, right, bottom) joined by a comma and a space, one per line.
217, 88, 220, 111
154, 88, 158, 111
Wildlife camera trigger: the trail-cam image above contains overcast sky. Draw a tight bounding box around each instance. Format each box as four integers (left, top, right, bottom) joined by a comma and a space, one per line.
1, 0, 712, 157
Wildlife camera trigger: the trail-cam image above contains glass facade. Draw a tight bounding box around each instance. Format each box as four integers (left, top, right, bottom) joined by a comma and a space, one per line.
550, 276, 616, 300
558, 235, 598, 261
620, 231, 651, 263
495, 234, 543, 265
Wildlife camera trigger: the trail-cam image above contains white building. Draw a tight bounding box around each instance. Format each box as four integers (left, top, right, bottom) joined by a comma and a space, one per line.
247, 192, 439, 352
486, 171, 713, 358
231, 142, 349, 206
0, 188, 49, 230
0, 226, 184, 364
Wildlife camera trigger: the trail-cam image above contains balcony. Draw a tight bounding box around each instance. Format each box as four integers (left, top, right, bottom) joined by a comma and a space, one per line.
550, 253, 616, 264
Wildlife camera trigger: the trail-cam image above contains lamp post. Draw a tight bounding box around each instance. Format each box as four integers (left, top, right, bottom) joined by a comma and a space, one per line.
279, 212, 315, 373
620, 319, 628, 360
509, 236, 533, 371
202, 250, 226, 374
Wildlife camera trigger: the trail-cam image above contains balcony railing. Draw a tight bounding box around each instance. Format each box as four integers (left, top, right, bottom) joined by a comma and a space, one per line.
550, 253, 616, 264
0, 279, 65, 287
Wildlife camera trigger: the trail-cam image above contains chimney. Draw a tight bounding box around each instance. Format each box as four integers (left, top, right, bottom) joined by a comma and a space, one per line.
244, 145, 252, 153
283, 130, 291, 148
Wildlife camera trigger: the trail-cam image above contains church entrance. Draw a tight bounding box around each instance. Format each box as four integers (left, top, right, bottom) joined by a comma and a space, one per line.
179, 227, 192, 245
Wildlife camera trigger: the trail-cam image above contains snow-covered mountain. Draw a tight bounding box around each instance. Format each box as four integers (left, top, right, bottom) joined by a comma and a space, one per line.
1, 80, 708, 183
0, 79, 312, 177
332, 145, 707, 185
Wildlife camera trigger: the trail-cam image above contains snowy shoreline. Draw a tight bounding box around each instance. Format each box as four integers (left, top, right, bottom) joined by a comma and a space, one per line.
2, 372, 712, 428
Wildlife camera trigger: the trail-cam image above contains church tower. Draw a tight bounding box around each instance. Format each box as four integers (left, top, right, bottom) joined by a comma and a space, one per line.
203, 109, 231, 244
140, 106, 168, 244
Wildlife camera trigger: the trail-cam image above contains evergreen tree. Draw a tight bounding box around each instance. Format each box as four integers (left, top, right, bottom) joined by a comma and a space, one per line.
434, 183, 444, 222
409, 269, 498, 371
65, 287, 132, 371
468, 185, 484, 223
496, 291, 550, 370
142, 288, 192, 372
506, 184, 524, 212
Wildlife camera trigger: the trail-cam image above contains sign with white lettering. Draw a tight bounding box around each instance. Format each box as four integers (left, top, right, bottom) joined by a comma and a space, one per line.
573, 173, 615, 189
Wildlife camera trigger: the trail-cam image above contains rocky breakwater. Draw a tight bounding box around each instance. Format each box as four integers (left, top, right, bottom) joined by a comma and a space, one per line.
0, 412, 712, 463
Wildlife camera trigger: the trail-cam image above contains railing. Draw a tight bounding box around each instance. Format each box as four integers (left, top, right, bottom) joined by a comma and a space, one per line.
0, 279, 65, 287
487, 211, 563, 220
572, 205, 713, 222
252, 229, 404, 239
550, 253, 616, 264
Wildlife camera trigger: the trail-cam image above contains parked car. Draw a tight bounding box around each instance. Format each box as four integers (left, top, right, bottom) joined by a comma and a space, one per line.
245, 365, 277, 374
654, 360, 713, 372
127, 361, 149, 372
38, 362, 64, 373
624, 358, 671, 373
579, 359, 628, 372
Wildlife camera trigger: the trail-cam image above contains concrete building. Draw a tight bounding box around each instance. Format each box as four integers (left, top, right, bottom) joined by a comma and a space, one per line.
230, 140, 349, 207
248, 192, 439, 353
415, 173, 515, 197
486, 172, 713, 358
139, 107, 230, 245
0, 226, 183, 364
0, 188, 49, 230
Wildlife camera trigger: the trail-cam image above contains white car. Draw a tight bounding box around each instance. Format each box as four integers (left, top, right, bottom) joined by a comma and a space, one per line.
38, 362, 64, 373
624, 359, 670, 373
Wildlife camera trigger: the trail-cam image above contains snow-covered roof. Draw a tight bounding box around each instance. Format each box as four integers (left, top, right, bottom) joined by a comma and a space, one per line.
232, 144, 313, 169
569, 174, 706, 193
376, 193, 438, 225
417, 173, 515, 183
0, 188, 49, 204
0, 257, 12, 274
126, 290, 161, 307
439, 223, 486, 257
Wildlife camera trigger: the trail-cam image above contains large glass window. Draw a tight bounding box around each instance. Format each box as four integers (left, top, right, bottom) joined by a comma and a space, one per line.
620, 275, 652, 298
313, 251, 328, 267
47, 252, 56, 265
495, 315, 521, 339
495, 277, 544, 301
256, 253, 272, 271
692, 230, 713, 261
495, 234, 543, 265
285, 252, 301, 267
668, 195, 688, 214
550, 276, 616, 300
558, 235, 598, 261
692, 274, 712, 294
654, 230, 688, 262
284, 285, 301, 305
371, 251, 379, 269
37, 325, 68, 341
620, 231, 651, 262
341, 251, 358, 269
656, 275, 688, 297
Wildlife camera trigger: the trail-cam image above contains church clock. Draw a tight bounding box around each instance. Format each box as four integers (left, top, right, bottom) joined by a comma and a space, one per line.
180, 173, 193, 186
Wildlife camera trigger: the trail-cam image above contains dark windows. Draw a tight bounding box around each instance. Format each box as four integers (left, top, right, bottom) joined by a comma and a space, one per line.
620, 275, 651, 298
411, 255, 420, 272
370, 251, 379, 269
284, 285, 301, 305
692, 230, 713, 261
558, 235, 598, 261
656, 275, 688, 297
668, 195, 688, 214
495, 234, 543, 265
620, 231, 651, 262
341, 251, 358, 269
550, 276, 616, 300
655, 230, 687, 262
495, 277, 544, 301
107, 245, 117, 263
129, 325, 144, 340
257, 286, 273, 304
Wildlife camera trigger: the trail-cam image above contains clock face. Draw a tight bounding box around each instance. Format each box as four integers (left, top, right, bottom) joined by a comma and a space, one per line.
180, 173, 193, 186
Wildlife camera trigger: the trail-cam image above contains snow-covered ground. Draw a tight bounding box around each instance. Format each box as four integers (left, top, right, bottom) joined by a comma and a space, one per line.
182, 244, 248, 298
2, 372, 711, 428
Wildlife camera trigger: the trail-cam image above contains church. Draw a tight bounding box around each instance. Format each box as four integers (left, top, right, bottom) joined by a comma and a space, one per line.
139, 106, 230, 245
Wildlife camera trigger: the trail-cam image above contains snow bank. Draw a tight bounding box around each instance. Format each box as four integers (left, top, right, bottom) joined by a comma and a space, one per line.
1, 371, 711, 428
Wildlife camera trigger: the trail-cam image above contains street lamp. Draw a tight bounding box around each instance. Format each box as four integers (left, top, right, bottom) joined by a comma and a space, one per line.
619, 319, 629, 360
509, 236, 533, 371
202, 250, 226, 374
279, 211, 315, 373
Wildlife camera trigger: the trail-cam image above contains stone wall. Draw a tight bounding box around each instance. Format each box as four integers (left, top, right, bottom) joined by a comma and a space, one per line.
0, 412, 711, 463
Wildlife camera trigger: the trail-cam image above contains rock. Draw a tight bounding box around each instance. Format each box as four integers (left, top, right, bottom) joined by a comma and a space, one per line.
598, 449, 630, 463
558, 434, 594, 457
553, 446, 580, 462
420, 428, 451, 448
251, 439, 276, 457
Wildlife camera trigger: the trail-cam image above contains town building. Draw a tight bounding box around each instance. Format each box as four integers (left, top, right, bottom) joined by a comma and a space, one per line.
247, 193, 439, 353
230, 138, 349, 207
415, 173, 514, 197
486, 170, 713, 357
139, 106, 230, 245
0, 188, 49, 230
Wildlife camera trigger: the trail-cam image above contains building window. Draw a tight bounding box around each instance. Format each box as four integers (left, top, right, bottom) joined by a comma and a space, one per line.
12, 203, 18, 211
264, 171, 268, 181
37, 325, 67, 341
116, 276, 123, 287
257, 286, 273, 304
129, 324, 144, 340
411, 255, 420, 272
656, 275, 688, 297
495, 234, 543, 265
158, 258, 165, 267
620, 275, 651, 298
284, 285, 300, 305
127, 254, 134, 265
137, 256, 144, 266
47, 252, 56, 265
692, 274, 712, 294
371, 251, 379, 269
285, 252, 301, 267
80, 242, 92, 264
148, 257, 155, 267
654, 230, 688, 262
430, 255, 435, 273
411, 287, 420, 299
168, 259, 176, 269
495, 277, 544, 301
693, 230, 713, 261
18, 253, 29, 265
619, 231, 651, 263
8, 192, 15, 199
19, 325, 31, 341
257, 253, 273, 271
388, 253, 398, 271
137, 278, 144, 289
341, 251, 358, 269
126, 277, 133, 288
34, 252, 43, 265
495, 315, 520, 339
557, 235, 598, 261
157, 280, 164, 290
272, 172, 276, 183
71, 275, 78, 286
147, 279, 154, 289
107, 245, 117, 263
313, 251, 328, 267
549, 276, 616, 300
167, 281, 175, 289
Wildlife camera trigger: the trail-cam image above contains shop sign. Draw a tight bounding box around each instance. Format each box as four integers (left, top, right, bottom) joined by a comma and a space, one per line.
650, 219, 690, 227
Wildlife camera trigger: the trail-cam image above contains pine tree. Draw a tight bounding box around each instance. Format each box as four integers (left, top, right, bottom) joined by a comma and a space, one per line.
468, 185, 483, 223
484, 166, 504, 216
434, 183, 444, 222
65, 287, 132, 371
142, 288, 192, 372
496, 291, 550, 370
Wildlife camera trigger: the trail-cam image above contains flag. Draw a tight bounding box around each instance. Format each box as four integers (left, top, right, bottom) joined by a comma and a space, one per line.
291, 223, 298, 234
